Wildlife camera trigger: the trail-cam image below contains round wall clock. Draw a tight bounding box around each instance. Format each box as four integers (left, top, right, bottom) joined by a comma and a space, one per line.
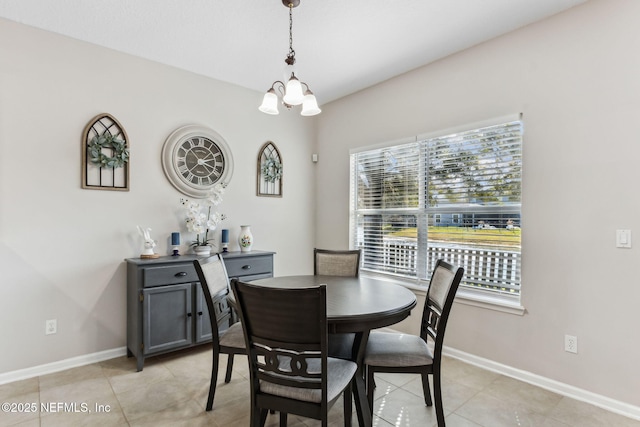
161, 125, 234, 198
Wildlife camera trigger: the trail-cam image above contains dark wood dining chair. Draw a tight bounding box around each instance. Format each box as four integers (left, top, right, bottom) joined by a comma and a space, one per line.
314, 248, 362, 359
231, 279, 357, 427
314, 248, 362, 277
193, 255, 246, 411
364, 259, 464, 427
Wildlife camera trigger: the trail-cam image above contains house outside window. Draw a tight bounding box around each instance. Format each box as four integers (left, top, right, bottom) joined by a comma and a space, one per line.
349, 117, 522, 303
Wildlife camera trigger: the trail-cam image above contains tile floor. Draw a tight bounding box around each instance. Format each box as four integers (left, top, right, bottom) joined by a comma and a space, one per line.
1, 345, 639, 427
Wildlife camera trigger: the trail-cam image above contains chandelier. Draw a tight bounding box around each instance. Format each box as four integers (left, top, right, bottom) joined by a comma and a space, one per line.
258, 0, 321, 116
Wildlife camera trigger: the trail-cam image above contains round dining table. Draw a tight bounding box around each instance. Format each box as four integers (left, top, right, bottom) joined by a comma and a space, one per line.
243, 274, 418, 427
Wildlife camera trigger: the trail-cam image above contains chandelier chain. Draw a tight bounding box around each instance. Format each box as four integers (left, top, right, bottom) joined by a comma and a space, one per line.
287, 4, 295, 63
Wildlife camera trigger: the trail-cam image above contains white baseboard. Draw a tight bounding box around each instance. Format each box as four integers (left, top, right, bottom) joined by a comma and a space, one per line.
444, 346, 640, 422
0, 347, 127, 385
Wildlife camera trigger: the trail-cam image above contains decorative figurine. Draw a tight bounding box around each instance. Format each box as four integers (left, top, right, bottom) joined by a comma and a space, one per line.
137, 225, 158, 258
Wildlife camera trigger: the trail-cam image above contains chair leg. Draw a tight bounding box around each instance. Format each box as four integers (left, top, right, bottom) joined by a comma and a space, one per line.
279, 412, 287, 427
421, 371, 433, 406
365, 365, 377, 390
206, 349, 220, 411
344, 382, 353, 427
433, 367, 445, 427
366, 367, 375, 414
225, 354, 235, 383
259, 408, 269, 427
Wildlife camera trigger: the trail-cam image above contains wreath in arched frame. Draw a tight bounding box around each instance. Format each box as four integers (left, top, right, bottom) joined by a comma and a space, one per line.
88, 134, 129, 168
82, 113, 130, 191
257, 141, 282, 197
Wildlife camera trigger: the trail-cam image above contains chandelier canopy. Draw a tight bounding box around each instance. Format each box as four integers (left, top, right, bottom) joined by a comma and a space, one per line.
259, 0, 321, 116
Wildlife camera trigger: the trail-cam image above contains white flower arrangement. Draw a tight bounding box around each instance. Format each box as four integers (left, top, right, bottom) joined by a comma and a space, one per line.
180, 183, 227, 247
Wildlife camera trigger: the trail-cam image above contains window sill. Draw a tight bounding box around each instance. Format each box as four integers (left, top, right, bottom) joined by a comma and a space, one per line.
454, 289, 525, 316
361, 272, 526, 316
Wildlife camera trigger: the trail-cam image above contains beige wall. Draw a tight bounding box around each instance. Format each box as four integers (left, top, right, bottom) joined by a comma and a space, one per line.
316, 0, 640, 409
0, 18, 316, 375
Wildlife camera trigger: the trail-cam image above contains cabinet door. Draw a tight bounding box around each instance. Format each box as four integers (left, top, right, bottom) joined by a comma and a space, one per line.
143, 283, 192, 355
195, 283, 237, 343
195, 284, 212, 343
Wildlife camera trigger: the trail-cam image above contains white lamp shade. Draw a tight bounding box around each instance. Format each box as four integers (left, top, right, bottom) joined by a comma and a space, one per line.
301, 92, 321, 116
283, 76, 304, 105
258, 90, 279, 115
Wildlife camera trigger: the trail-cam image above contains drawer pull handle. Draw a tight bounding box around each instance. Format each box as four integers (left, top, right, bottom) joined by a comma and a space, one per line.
242, 265, 251, 270
175, 272, 188, 277
198, 311, 203, 316
186, 312, 192, 318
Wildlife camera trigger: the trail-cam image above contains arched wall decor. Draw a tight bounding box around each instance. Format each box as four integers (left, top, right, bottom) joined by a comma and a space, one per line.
82, 113, 130, 191
257, 141, 282, 197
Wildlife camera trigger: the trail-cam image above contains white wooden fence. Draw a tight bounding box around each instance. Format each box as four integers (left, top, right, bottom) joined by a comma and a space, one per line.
369, 239, 521, 293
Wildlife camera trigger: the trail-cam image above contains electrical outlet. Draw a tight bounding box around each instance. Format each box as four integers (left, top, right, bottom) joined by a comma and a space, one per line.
564, 334, 577, 354
46, 319, 57, 335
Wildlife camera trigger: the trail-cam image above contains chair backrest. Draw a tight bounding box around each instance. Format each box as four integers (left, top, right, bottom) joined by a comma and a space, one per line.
194, 255, 234, 343
421, 259, 464, 356
231, 279, 328, 403
314, 248, 362, 277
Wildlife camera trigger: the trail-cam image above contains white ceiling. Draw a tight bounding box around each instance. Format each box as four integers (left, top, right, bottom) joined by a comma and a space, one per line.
0, 0, 587, 105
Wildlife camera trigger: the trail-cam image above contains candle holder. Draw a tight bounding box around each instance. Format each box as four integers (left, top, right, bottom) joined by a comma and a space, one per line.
171, 232, 181, 257
221, 229, 229, 253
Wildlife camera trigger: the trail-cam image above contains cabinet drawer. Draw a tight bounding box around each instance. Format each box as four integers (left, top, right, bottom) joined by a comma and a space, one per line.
239, 272, 274, 282
143, 264, 199, 287
223, 255, 272, 278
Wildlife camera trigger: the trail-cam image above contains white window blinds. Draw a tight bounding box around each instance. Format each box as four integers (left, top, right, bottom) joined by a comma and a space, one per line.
350, 118, 522, 298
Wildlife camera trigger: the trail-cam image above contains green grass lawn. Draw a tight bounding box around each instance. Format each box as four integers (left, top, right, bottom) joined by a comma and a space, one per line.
389, 226, 521, 247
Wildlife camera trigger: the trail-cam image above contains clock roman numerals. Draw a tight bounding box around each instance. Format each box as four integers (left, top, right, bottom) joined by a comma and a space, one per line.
176, 138, 224, 185
162, 125, 233, 198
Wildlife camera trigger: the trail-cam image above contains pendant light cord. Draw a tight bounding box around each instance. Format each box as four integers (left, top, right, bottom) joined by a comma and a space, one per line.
286, 4, 296, 65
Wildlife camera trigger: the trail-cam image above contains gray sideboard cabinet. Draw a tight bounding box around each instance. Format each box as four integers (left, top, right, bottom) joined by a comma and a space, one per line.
125, 250, 275, 371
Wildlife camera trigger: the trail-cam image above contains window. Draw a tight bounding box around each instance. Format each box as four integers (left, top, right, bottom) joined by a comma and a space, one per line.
350, 117, 522, 302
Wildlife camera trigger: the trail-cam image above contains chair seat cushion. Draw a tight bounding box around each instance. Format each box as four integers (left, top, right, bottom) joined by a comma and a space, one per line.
364, 331, 433, 367
259, 357, 357, 403
219, 321, 245, 349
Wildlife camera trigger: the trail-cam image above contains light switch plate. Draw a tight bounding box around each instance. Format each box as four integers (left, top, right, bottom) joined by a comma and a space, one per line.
616, 229, 632, 248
